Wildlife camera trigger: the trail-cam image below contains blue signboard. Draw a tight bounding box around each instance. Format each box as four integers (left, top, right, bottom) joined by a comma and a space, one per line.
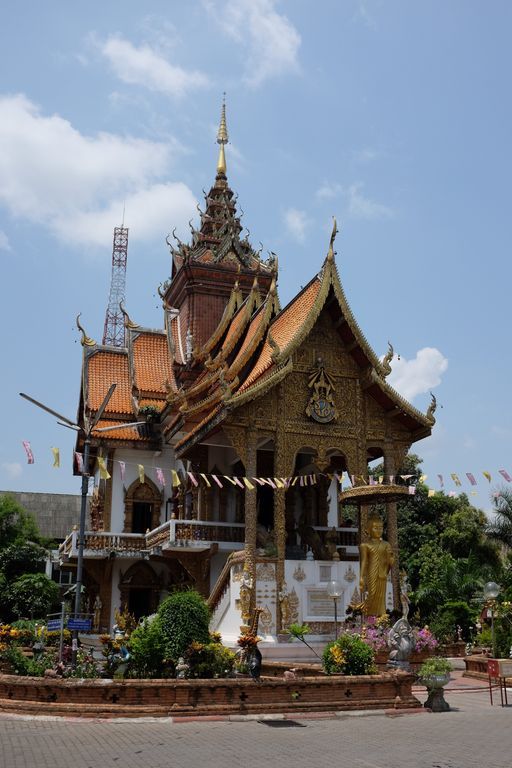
47, 619, 63, 631
67, 618, 92, 631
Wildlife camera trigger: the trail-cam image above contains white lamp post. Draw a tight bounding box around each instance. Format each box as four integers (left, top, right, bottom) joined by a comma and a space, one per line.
327, 580, 343, 639
483, 581, 500, 658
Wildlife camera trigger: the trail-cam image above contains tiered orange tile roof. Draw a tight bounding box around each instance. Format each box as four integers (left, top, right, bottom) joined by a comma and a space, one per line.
91, 420, 144, 441
87, 351, 132, 415
132, 332, 174, 394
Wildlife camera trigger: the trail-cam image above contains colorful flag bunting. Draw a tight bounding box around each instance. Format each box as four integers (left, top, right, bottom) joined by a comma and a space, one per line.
22, 440, 34, 464
171, 469, 181, 487
466, 473, 477, 486
118, 461, 125, 480
451, 473, 462, 487
428, 489, 436, 497
200, 473, 211, 488
243, 477, 255, 490
156, 467, 165, 487
419, 474, 428, 483
212, 474, 223, 488
75, 452, 83, 472
138, 464, 145, 484
188, 471, 198, 486
408, 485, 416, 495
51, 447, 60, 468
98, 457, 111, 480
499, 469, 512, 483
437, 474, 444, 488
483, 471, 492, 483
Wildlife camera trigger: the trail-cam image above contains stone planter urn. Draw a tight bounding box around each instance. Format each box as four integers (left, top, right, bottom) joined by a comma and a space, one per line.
422, 673, 451, 712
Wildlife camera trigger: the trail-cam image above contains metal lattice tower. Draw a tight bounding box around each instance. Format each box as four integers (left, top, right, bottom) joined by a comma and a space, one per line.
102, 226, 129, 346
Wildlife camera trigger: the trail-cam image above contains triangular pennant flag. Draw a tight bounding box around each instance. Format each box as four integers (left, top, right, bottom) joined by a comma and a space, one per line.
75, 452, 83, 472
266, 478, 277, 489
243, 477, 255, 490
138, 464, 145, 484
200, 473, 211, 488
437, 474, 444, 488
350, 475, 355, 486
171, 469, 181, 487
97, 456, 111, 480
51, 447, 60, 468
22, 440, 34, 464
448, 491, 457, 497
156, 467, 165, 487
252, 477, 265, 486
483, 471, 492, 483
466, 472, 477, 486
378, 475, 384, 485
274, 478, 284, 489
233, 477, 245, 489
310, 474, 317, 485
499, 469, 512, 483
118, 460, 125, 480
428, 489, 436, 497
400, 474, 413, 481
291, 476, 299, 486
212, 474, 224, 488
188, 471, 198, 487
408, 485, 416, 495
388, 475, 394, 485
224, 475, 238, 486
419, 474, 427, 484
470, 490, 478, 496
451, 473, 462, 487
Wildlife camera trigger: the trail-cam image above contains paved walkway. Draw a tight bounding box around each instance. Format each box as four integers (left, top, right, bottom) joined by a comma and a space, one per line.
1, 672, 510, 768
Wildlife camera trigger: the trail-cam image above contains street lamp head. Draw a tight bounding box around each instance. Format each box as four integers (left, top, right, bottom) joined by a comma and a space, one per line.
327, 580, 343, 599
483, 581, 500, 600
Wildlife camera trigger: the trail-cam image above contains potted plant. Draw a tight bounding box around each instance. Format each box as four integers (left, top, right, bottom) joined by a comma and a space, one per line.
418, 656, 452, 712
137, 405, 160, 438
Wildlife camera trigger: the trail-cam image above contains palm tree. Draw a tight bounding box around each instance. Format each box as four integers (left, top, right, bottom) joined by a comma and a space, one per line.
487, 486, 512, 549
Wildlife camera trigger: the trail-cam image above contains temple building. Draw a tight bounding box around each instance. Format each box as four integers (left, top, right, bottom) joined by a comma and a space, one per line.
60, 105, 435, 641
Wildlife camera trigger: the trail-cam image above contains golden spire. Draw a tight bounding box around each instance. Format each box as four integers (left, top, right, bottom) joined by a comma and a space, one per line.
326, 217, 338, 262
216, 95, 229, 176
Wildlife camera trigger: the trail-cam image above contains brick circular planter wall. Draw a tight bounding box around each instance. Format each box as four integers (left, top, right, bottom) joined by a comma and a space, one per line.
0, 671, 420, 719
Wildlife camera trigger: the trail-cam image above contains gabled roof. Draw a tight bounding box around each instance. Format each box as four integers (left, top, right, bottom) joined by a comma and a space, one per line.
175, 234, 435, 455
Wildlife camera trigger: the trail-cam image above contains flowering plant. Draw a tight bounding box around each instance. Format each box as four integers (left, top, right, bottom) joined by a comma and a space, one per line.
413, 626, 438, 652
237, 633, 260, 649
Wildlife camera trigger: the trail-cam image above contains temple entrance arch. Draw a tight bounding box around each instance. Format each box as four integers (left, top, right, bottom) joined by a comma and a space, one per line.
118, 561, 162, 620
124, 478, 162, 533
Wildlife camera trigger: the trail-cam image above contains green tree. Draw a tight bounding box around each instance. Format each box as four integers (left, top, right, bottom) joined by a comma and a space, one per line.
487, 486, 512, 549
5, 573, 59, 620
157, 590, 210, 662
0, 495, 41, 550
0, 542, 47, 581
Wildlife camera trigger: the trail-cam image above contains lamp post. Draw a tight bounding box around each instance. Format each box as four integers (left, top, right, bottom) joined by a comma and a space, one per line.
483, 581, 500, 658
327, 580, 343, 640
20, 384, 146, 667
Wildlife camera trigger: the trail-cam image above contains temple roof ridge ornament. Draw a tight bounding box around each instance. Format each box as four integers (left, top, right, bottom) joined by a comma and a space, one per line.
76, 313, 96, 347
216, 94, 229, 178
426, 392, 437, 425
120, 301, 140, 330
381, 341, 394, 377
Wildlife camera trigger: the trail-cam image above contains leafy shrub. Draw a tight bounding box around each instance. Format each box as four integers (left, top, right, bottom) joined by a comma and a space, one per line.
128, 617, 166, 678
185, 640, 235, 678
418, 656, 452, 682
0, 645, 30, 674
157, 590, 210, 663
430, 601, 473, 642
25, 650, 57, 677
323, 633, 376, 676
5, 573, 59, 619
64, 648, 99, 679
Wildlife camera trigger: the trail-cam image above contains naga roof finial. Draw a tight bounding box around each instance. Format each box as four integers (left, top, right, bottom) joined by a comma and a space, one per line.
119, 301, 139, 330
381, 341, 394, 377
327, 216, 338, 262
76, 313, 96, 347
216, 94, 229, 177
426, 392, 437, 424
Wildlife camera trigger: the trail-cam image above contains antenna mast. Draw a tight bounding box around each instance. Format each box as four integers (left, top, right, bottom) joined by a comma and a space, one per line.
102, 226, 129, 346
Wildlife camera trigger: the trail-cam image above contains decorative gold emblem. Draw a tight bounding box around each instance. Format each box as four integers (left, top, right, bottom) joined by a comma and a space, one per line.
293, 564, 306, 582
306, 359, 338, 424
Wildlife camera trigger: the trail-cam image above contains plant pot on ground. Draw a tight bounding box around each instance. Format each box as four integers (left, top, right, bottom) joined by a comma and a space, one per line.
418, 657, 452, 712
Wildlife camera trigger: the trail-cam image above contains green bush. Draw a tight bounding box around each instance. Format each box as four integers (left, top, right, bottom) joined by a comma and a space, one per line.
157, 590, 210, 663
323, 633, 376, 676
185, 640, 235, 678
5, 573, 59, 619
128, 617, 166, 678
0, 645, 30, 675
430, 601, 473, 642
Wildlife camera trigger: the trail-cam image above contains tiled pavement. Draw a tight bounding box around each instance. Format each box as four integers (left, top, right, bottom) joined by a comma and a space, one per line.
1, 672, 510, 768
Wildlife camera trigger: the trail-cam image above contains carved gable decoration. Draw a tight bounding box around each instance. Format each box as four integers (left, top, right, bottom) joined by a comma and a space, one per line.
306, 360, 338, 424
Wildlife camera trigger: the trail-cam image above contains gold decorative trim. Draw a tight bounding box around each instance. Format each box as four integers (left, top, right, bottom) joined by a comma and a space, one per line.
76, 313, 96, 347
338, 484, 410, 505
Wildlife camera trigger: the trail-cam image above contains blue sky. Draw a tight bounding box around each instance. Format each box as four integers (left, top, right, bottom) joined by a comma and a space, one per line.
1, 1, 511, 512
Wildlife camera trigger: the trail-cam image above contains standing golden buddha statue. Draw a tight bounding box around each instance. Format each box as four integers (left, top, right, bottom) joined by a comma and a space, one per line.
359, 516, 394, 617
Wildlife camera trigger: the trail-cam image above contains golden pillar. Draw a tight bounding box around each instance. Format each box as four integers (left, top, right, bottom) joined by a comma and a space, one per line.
244, 426, 258, 610
384, 451, 400, 610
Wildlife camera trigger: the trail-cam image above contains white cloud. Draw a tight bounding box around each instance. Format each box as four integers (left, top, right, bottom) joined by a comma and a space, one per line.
352, 147, 378, 164
387, 347, 448, 401
99, 35, 209, 98
205, 0, 301, 87
316, 182, 342, 200
347, 182, 394, 220
0, 230, 11, 251
2, 462, 22, 479
0, 95, 197, 248
284, 207, 309, 243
